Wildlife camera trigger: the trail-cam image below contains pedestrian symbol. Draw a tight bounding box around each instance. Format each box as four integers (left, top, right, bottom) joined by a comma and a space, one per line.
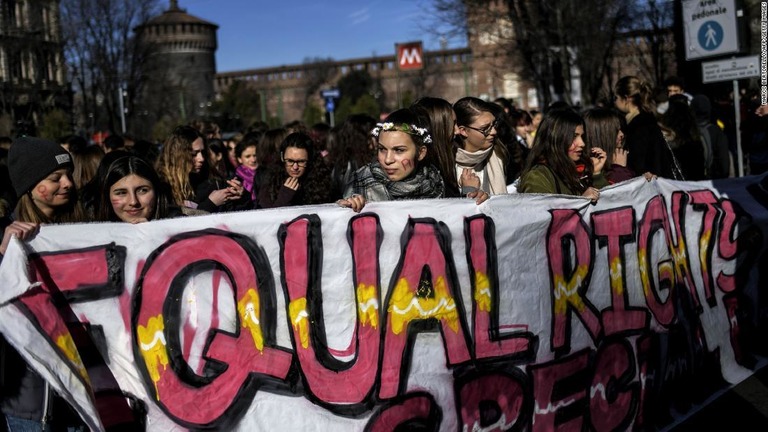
698, 21, 723, 51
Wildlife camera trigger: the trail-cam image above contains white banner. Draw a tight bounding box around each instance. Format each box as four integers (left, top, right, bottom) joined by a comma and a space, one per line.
1, 175, 767, 431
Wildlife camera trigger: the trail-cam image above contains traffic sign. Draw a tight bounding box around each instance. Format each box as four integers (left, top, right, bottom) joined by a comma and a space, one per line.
701, 55, 760, 83
321, 88, 340, 99
325, 98, 335, 112
682, 0, 738, 60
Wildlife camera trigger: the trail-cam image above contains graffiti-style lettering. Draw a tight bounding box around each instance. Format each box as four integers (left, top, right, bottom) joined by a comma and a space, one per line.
279, 214, 382, 413
133, 230, 292, 428
24, 244, 137, 429
364, 392, 442, 432
530, 348, 590, 432
455, 369, 530, 431
465, 215, 536, 360
589, 338, 639, 431
547, 209, 601, 354
592, 207, 649, 336
379, 219, 472, 399
637, 196, 676, 326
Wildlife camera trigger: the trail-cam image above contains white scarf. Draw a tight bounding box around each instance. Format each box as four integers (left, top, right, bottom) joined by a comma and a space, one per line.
455, 146, 507, 195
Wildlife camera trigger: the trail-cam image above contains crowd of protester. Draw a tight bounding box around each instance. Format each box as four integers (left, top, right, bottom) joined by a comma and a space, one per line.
0, 74, 767, 429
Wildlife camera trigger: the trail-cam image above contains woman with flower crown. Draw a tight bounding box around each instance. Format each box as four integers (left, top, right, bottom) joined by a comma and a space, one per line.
337, 108, 445, 212
453, 97, 510, 195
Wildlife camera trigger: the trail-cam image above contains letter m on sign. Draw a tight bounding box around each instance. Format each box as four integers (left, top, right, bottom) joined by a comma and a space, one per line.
396, 41, 424, 71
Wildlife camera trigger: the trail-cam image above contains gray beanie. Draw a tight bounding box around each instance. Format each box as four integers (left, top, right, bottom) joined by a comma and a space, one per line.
8, 137, 73, 197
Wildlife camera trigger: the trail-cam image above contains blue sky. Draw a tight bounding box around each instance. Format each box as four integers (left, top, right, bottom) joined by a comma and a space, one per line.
178, 0, 466, 73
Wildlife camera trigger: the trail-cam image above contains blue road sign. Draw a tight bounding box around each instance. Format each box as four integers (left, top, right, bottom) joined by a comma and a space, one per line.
698, 20, 723, 51
326, 98, 335, 112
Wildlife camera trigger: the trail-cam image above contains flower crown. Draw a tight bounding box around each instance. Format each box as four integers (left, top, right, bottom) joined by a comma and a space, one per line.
371, 122, 433, 144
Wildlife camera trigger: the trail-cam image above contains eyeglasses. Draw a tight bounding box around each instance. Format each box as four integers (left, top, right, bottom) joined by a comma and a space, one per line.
463, 119, 498, 137
283, 158, 308, 167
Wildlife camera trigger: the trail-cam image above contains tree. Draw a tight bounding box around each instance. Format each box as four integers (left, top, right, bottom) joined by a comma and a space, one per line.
39, 109, 73, 140
61, 0, 161, 135
209, 80, 263, 132
429, 0, 636, 106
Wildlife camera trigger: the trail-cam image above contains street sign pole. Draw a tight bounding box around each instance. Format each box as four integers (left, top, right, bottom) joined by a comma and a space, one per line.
701, 56, 759, 177
733, 79, 743, 177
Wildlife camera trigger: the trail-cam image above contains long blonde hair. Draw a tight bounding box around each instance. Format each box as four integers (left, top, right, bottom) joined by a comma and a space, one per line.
155, 125, 204, 206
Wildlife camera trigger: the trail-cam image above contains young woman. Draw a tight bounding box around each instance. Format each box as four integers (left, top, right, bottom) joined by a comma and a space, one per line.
614, 76, 674, 178
257, 132, 333, 208
1, 137, 87, 431
338, 108, 446, 212
454, 97, 509, 195
411, 97, 490, 203
583, 107, 635, 185
155, 125, 246, 214
234, 136, 260, 201
518, 109, 606, 202
94, 155, 177, 223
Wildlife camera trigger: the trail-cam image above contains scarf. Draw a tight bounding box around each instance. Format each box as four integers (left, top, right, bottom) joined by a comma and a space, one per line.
455, 146, 507, 195
236, 164, 257, 200
349, 162, 445, 202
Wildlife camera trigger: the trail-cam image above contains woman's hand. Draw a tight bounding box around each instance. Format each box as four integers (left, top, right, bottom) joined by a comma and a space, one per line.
643, 172, 657, 181
467, 190, 489, 205
208, 188, 230, 206
284, 177, 300, 191
460, 168, 481, 189
582, 187, 600, 203
1, 221, 39, 255
590, 147, 607, 174
613, 147, 628, 167
226, 178, 244, 199
337, 194, 366, 213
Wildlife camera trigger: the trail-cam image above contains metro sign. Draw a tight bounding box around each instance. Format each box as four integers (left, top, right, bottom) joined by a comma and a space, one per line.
396, 41, 424, 71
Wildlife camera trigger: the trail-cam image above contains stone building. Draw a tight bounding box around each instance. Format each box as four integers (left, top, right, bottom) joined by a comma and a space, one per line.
135, 0, 217, 122
0, 0, 68, 136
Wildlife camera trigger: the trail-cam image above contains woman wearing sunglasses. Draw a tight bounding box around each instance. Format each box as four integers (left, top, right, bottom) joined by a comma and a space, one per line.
454, 97, 510, 195
258, 132, 333, 208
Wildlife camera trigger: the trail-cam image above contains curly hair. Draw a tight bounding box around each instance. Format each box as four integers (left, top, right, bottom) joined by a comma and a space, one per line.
265, 132, 333, 206
155, 125, 204, 206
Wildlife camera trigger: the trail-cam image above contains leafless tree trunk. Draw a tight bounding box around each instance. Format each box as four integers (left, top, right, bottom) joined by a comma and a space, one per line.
60, 0, 160, 134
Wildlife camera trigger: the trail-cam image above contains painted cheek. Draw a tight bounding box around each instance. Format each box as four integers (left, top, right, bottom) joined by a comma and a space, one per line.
401, 159, 412, 169
36, 185, 50, 200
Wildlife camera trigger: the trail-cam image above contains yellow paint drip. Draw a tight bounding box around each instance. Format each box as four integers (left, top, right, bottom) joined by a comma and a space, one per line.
237, 288, 264, 352
55, 333, 88, 384
474, 271, 491, 312
138, 315, 168, 400
289, 297, 310, 349
552, 264, 589, 315
388, 275, 459, 335
638, 249, 652, 297
699, 229, 712, 275
609, 257, 624, 296
356, 283, 379, 329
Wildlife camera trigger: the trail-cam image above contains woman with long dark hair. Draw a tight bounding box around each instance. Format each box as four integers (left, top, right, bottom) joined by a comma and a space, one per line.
94, 155, 177, 223
518, 109, 606, 202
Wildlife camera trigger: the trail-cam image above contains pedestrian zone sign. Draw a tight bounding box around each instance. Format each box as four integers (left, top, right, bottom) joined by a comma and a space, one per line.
682, 0, 738, 60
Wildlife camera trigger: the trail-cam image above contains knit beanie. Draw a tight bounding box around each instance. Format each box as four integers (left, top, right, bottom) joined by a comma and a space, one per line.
8, 137, 73, 197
